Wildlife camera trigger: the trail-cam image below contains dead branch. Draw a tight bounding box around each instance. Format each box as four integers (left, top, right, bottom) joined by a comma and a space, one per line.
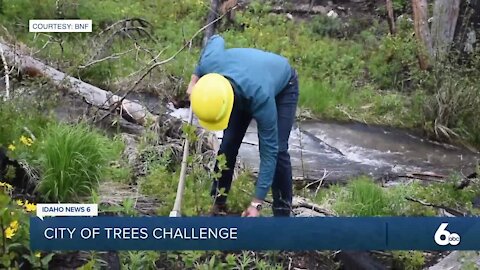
88, 18, 155, 68
98, 18, 153, 37
304, 169, 329, 197
293, 203, 335, 216
0, 46, 10, 100
122, 27, 157, 43
94, 5, 237, 124
270, 4, 328, 15
397, 172, 446, 182
405, 196, 468, 216
292, 197, 335, 216
79, 49, 134, 69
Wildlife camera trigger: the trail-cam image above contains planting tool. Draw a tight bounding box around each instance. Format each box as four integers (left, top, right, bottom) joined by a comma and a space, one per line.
169, 107, 194, 217
169, 0, 222, 217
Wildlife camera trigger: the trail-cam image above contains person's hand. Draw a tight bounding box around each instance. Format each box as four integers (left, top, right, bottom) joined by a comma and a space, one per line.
186, 85, 194, 96
186, 74, 199, 98
241, 206, 260, 217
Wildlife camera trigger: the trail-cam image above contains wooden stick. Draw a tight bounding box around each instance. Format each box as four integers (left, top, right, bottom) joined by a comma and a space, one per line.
405, 196, 467, 216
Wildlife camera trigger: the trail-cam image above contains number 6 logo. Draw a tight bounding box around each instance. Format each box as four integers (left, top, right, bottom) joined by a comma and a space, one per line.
434, 223, 460, 246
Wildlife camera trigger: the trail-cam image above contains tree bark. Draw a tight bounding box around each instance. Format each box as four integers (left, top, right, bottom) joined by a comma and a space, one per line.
386, 0, 396, 35
431, 0, 461, 61
412, 0, 433, 69
454, 0, 479, 55
203, 0, 221, 46
0, 42, 156, 126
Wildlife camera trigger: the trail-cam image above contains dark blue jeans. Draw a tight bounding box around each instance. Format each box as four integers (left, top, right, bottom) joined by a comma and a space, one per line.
211, 68, 299, 217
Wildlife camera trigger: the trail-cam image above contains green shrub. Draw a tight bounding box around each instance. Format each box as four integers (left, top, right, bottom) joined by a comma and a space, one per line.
392, 251, 425, 270
311, 15, 344, 38
36, 123, 118, 202
422, 64, 480, 146
366, 34, 420, 91
392, 0, 409, 12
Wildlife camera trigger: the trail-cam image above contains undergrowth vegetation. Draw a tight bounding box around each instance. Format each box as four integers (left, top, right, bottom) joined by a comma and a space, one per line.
0, 96, 124, 204
1, 0, 479, 269
316, 176, 480, 217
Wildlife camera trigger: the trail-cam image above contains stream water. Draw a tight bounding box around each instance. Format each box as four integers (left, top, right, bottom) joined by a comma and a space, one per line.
168, 105, 480, 184
52, 92, 479, 185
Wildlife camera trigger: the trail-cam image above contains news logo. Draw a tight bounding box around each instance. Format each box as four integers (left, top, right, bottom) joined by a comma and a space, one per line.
434, 223, 461, 246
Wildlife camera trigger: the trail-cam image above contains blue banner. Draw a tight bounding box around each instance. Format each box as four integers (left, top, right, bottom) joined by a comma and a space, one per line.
30, 217, 480, 251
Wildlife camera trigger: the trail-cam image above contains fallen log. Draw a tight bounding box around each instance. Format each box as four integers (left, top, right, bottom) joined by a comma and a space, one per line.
270, 4, 329, 15
0, 42, 156, 126
382, 171, 446, 183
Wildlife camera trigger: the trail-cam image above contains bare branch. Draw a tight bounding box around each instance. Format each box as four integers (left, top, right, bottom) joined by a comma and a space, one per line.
98, 18, 153, 37
93, 5, 237, 124
79, 49, 134, 69
304, 169, 329, 190
405, 196, 468, 216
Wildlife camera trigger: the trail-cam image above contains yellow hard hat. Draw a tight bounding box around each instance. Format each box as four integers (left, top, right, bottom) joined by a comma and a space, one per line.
191, 73, 234, 131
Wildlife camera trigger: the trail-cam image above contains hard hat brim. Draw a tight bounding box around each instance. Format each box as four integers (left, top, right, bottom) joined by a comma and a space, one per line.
197, 87, 234, 131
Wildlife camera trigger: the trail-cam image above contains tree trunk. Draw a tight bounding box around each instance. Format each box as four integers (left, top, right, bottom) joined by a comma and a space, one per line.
386, 0, 396, 35
454, 0, 479, 55
412, 0, 433, 69
431, 0, 461, 61
203, 0, 221, 46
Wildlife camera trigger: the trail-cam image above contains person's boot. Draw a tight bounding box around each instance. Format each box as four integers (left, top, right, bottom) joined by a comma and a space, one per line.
209, 203, 228, 216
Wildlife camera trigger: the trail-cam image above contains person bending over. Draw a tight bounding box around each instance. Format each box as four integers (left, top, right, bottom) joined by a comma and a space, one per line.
188, 35, 299, 217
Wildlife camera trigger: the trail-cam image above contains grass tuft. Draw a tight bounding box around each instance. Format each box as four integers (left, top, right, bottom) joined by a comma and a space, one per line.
332, 176, 393, 216
36, 123, 119, 202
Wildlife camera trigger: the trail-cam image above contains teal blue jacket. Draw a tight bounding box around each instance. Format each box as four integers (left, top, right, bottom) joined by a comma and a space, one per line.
194, 35, 292, 200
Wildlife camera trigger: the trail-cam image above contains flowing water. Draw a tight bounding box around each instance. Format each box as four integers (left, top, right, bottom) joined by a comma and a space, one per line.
169, 105, 480, 184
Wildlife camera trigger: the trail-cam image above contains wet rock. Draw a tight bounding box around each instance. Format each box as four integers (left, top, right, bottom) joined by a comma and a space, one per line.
473, 196, 480, 208
327, 10, 339, 18
313, 5, 328, 15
